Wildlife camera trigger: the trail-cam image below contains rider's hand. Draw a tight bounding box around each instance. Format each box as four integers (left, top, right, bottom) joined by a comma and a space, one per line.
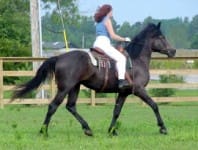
125, 37, 131, 42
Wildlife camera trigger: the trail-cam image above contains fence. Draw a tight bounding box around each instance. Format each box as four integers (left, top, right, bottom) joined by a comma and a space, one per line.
0, 50, 198, 108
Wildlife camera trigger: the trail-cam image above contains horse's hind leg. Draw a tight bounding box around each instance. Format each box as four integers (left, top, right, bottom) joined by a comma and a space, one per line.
66, 84, 93, 136
134, 88, 167, 134
40, 89, 67, 137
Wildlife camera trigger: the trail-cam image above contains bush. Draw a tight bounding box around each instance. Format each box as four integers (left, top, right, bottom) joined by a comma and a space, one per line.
149, 74, 184, 97
193, 60, 198, 68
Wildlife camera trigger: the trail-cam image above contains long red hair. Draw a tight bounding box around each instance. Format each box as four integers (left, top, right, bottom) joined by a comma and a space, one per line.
94, 4, 112, 23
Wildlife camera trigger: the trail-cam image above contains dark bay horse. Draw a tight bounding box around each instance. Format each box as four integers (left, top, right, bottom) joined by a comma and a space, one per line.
12, 22, 176, 136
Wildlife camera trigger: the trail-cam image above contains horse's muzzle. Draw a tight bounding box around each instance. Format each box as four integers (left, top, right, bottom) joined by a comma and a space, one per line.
167, 49, 176, 58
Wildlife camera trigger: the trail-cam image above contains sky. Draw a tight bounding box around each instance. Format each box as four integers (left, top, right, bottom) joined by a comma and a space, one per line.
78, 0, 198, 24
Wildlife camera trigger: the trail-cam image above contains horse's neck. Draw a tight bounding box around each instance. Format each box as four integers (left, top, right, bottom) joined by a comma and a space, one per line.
133, 43, 152, 69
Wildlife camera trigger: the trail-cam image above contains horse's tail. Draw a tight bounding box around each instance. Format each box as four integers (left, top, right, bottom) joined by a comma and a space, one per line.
11, 56, 58, 101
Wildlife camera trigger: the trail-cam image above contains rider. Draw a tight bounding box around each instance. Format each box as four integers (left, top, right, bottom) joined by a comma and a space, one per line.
93, 4, 131, 90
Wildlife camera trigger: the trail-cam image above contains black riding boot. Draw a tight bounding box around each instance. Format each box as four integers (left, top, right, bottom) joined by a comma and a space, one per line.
118, 79, 130, 90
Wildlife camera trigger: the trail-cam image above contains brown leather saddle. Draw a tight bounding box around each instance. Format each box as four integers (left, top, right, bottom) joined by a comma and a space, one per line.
90, 47, 115, 69
90, 47, 132, 69
90, 47, 133, 91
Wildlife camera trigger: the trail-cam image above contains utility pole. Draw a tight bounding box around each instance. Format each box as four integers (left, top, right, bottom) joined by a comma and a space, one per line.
30, 0, 44, 98
30, 0, 42, 59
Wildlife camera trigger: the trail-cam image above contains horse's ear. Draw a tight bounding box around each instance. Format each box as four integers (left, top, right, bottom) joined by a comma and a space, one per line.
157, 22, 161, 29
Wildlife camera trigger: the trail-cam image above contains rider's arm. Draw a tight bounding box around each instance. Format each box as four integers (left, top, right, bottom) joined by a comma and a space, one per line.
104, 17, 125, 42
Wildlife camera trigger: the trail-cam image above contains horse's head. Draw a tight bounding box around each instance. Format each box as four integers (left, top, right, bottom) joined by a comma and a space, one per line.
150, 22, 176, 57
126, 22, 176, 59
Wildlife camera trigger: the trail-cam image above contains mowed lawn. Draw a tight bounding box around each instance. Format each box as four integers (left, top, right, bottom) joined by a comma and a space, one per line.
0, 102, 197, 150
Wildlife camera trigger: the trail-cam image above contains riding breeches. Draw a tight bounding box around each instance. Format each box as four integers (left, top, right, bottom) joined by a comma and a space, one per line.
93, 36, 126, 79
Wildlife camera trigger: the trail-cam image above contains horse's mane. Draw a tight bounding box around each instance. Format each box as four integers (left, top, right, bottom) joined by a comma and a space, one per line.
125, 23, 158, 59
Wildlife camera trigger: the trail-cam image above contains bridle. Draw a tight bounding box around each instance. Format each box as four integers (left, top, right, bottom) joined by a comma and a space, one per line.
151, 35, 171, 52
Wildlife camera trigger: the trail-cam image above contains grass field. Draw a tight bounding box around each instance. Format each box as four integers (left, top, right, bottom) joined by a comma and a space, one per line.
0, 103, 198, 150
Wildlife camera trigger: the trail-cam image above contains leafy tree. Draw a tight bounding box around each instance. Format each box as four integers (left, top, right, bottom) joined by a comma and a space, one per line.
130, 22, 143, 38
0, 0, 31, 57
169, 20, 190, 48
0, 0, 32, 85
42, 0, 80, 25
142, 17, 190, 48
41, 1, 198, 50
143, 16, 154, 25
190, 15, 198, 48
117, 21, 133, 37
190, 35, 198, 48
189, 15, 198, 37
65, 16, 95, 48
41, 0, 80, 44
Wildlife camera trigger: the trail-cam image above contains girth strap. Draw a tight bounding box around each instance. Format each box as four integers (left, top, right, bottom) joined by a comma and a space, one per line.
100, 61, 109, 91
90, 47, 113, 91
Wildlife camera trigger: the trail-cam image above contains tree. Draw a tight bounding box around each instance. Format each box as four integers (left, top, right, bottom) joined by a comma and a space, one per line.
42, 0, 80, 25
190, 35, 198, 48
0, 0, 31, 57
130, 22, 143, 38
0, 0, 32, 85
157, 18, 190, 48
41, 0, 80, 44
190, 15, 198, 48
41, 1, 198, 50
189, 15, 198, 37
117, 21, 133, 37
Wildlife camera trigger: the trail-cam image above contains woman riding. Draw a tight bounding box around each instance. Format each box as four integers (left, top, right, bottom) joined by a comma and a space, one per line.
93, 4, 131, 90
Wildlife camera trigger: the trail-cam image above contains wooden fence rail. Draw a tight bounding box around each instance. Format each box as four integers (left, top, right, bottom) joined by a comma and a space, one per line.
0, 54, 198, 108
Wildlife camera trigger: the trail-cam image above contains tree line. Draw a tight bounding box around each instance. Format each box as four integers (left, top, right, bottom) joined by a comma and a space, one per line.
42, 5, 198, 50
0, 0, 198, 59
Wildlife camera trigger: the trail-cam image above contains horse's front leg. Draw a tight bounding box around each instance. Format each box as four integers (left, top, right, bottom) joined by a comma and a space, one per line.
66, 84, 93, 136
134, 87, 167, 134
108, 93, 127, 136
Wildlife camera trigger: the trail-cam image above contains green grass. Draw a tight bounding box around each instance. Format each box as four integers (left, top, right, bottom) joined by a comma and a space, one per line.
0, 103, 198, 150
174, 89, 198, 96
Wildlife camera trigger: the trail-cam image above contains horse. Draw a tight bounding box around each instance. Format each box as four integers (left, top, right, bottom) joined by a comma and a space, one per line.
12, 22, 176, 136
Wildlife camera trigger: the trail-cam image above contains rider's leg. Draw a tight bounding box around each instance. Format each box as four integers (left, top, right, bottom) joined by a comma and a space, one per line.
93, 36, 130, 89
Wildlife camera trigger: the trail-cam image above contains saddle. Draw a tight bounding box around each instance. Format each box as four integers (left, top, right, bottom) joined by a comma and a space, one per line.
90, 47, 115, 69
90, 47, 133, 91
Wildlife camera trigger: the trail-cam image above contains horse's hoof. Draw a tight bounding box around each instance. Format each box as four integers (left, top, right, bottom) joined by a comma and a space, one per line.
160, 127, 168, 135
40, 125, 48, 137
39, 130, 49, 138
84, 129, 93, 136
108, 128, 118, 136
111, 130, 118, 136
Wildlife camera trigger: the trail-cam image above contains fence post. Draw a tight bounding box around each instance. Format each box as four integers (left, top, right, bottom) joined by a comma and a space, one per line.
0, 59, 4, 109
91, 90, 95, 106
